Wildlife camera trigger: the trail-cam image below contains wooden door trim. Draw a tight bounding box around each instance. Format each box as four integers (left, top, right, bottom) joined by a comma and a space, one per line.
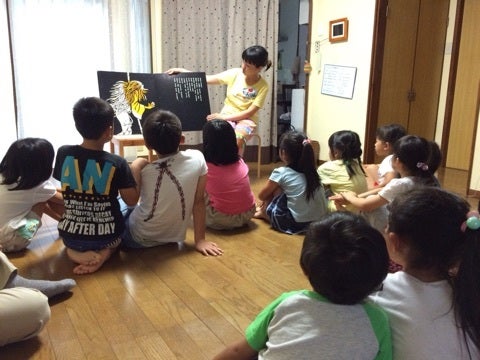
303, 0, 313, 132
469, 82, 480, 196
441, 0, 464, 167
365, 0, 388, 163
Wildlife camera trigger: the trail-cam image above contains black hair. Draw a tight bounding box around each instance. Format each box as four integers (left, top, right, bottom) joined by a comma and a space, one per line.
202, 120, 239, 165
376, 123, 407, 144
73, 97, 114, 140
300, 212, 389, 305
388, 187, 480, 355
142, 109, 182, 155
328, 130, 366, 178
242, 45, 272, 71
279, 131, 321, 201
0, 138, 54, 190
393, 135, 442, 186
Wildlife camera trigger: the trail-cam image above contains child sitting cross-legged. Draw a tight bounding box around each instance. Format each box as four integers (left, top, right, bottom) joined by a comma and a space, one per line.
121, 110, 223, 256
213, 211, 392, 360
254, 131, 328, 235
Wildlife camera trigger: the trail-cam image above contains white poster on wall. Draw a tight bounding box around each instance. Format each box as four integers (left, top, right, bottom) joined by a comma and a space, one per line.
321, 64, 357, 99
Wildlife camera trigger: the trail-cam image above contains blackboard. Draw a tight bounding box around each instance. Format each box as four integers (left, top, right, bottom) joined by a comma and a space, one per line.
98, 71, 210, 135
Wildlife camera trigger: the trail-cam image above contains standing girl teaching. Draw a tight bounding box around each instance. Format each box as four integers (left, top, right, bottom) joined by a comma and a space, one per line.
167, 45, 272, 156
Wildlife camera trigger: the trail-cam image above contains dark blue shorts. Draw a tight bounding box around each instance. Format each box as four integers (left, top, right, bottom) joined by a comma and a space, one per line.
266, 193, 311, 235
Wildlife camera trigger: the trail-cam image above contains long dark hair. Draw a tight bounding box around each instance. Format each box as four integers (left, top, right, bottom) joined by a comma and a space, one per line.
0, 138, 55, 190
279, 131, 320, 201
328, 130, 366, 178
202, 120, 239, 165
388, 187, 480, 357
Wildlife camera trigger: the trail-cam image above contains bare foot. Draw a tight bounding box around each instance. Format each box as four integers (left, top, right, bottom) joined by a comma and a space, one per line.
72, 248, 114, 275
253, 206, 269, 221
66, 248, 101, 265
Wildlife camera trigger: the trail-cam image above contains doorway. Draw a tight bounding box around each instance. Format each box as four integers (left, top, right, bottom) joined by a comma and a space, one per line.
277, 0, 309, 141
365, 0, 449, 163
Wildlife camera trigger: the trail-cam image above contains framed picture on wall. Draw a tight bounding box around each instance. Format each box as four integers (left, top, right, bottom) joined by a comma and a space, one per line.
329, 18, 348, 43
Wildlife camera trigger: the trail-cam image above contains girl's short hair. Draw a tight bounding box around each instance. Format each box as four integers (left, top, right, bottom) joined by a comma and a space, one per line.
376, 123, 406, 144
73, 97, 114, 140
0, 138, 55, 190
242, 45, 272, 70
300, 212, 389, 305
142, 110, 182, 155
202, 120, 239, 165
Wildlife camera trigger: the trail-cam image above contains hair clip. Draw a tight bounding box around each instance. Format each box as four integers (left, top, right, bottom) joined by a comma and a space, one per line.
416, 162, 429, 171
302, 139, 311, 145
461, 211, 480, 232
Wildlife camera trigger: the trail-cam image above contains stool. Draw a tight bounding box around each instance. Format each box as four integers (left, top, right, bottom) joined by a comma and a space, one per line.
250, 134, 262, 178
110, 135, 153, 162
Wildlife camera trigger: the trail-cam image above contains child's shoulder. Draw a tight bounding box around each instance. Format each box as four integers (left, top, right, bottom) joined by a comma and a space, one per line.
319, 159, 343, 169
179, 148, 206, 163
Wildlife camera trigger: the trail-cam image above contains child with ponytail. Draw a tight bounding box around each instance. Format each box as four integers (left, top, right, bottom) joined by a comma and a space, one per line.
370, 187, 480, 359
335, 135, 442, 233
318, 130, 368, 212
254, 131, 328, 234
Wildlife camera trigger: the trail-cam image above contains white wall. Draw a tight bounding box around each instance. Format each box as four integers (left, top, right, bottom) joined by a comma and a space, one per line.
306, 0, 376, 161
0, 0, 18, 156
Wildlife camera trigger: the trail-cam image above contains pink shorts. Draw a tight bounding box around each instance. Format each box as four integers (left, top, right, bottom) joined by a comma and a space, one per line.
227, 119, 257, 142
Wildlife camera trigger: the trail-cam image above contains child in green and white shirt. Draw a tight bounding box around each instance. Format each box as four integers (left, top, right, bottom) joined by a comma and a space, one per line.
213, 212, 392, 360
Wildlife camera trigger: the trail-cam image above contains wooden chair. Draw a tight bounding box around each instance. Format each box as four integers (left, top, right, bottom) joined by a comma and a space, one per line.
110, 135, 154, 161
250, 134, 262, 178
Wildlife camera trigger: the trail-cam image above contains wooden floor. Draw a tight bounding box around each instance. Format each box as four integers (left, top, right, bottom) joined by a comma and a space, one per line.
0, 164, 476, 359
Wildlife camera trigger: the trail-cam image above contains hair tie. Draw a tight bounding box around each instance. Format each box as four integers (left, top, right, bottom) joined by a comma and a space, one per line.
461, 211, 480, 232
302, 139, 311, 145
416, 162, 429, 171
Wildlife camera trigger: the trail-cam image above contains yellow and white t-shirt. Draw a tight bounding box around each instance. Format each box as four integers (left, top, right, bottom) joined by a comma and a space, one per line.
216, 68, 268, 123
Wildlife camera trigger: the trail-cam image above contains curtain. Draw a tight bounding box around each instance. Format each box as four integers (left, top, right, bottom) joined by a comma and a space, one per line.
7, 0, 151, 151
159, 0, 279, 163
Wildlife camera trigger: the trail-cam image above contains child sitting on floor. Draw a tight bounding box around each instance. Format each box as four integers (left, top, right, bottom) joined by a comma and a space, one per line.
53, 97, 139, 274
213, 211, 392, 359
202, 120, 256, 230
121, 109, 223, 256
370, 187, 480, 359
254, 131, 328, 235
0, 138, 64, 252
364, 123, 406, 190
317, 130, 367, 212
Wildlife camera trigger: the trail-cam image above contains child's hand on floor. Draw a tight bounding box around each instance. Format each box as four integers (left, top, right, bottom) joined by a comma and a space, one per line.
195, 239, 224, 256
